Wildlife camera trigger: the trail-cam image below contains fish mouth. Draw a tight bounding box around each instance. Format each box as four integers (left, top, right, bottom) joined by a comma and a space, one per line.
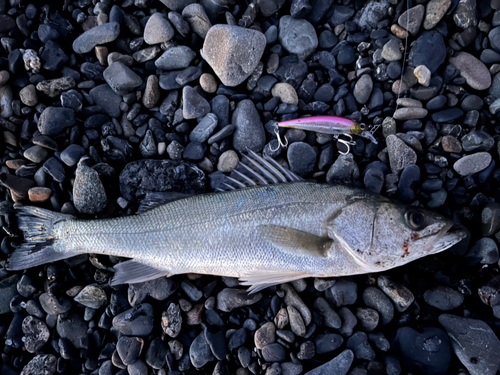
411, 221, 467, 255
424, 222, 467, 255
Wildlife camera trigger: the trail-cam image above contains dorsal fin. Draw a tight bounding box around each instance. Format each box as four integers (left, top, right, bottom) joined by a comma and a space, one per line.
216, 150, 303, 192
136, 192, 192, 214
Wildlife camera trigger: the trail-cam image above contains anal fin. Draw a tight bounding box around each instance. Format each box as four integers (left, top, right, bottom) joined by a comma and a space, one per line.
239, 270, 312, 294
111, 260, 171, 285
257, 225, 333, 257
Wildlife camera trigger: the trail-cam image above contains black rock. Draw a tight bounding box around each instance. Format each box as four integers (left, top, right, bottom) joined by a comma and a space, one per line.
408, 31, 446, 73
56, 311, 88, 349
89, 84, 122, 118
228, 327, 247, 350
262, 343, 286, 362
37, 107, 75, 136
395, 326, 451, 375
397, 164, 420, 202
146, 337, 167, 370
116, 336, 143, 366
314, 334, 343, 354
431, 108, 464, 122
287, 142, 316, 177
41, 40, 68, 71
190, 331, 215, 368
183, 142, 208, 161
43, 157, 66, 182
112, 304, 154, 337
346, 332, 375, 360
119, 159, 205, 201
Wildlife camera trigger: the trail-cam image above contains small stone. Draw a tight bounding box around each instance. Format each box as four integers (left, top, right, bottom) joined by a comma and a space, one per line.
287, 305, 306, 337
326, 279, 358, 307
22, 316, 50, 353
255, 322, 276, 349
461, 131, 494, 152
155, 46, 196, 70
382, 38, 402, 61
104, 62, 142, 95
386, 135, 417, 174
353, 74, 373, 104
57, 311, 88, 349
453, 152, 492, 176
442, 135, 462, 153
38, 107, 75, 136
28, 187, 52, 203
201, 25, 266, 86
74, 285, 108, 309
287, 142, 316, 177
262, 343, 286, 363
182, 4, 212, 38
161, 303, 182, 338
117, 336, 144, 366
113, 304, 154, 336
190, 331, 215, 368
279, 16, 318, 59
423, 286, 464, 310
303, 350, 354, 375
73, 165, 107, 214
315, 334, 343, 354
73, 22, 120, 54
313, 297, 341, 329
414, 65, 431, 86
482, 203, 500, 236
200, 73, 217, 93
453, 0, 478, 29
281, 284, 312, 325
408, 31, 446, 73
143, 75, 160, 109
190, 113, 218, 143
144, 13, 175, 44
42, 157, 65, 182
60, 144, 85, 167
232, 99, 266, 153
466, 237, 499, 265
424, 0, 451, 29
393, 107, 428, 120
355, 307, 379, 332
19, 84, 37, 106
39, 292, 71, 315
182, 86, 210, 119
217, 150, 239, 172
36, 77, 75, 98
449, 52, 492, 90
326, 154, 359, 184
398, 5, 425, 36
217, 288, 262, 312
346, 332, 376, 360
391, 24, 409, 39
272, 83, 299, 105
362, 287, 394, 325
439, 314, 500, 375
20, 354, 57, 375
89, 84, 121, 118
0, 275, 20, 314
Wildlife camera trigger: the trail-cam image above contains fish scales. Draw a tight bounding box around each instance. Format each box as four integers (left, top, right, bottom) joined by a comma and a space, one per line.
57, 183, 356, 277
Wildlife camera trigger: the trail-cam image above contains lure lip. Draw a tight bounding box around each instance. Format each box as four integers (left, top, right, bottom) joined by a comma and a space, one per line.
359, 130, 378, 144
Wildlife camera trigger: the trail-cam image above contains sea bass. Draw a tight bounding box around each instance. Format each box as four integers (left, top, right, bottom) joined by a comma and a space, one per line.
6, 152, 466, 293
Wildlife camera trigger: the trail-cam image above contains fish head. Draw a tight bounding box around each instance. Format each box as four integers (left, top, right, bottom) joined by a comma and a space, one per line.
328, 197, 467, 272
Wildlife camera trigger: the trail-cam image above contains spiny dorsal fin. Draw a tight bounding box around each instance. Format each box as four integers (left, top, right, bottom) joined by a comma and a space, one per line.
257, 225, 333, 258
111, 260, 171, 285
216, 150, 302, 192
136, 192, 192, 214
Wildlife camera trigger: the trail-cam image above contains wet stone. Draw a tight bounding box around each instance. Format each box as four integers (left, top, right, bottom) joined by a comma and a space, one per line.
22, 316, 50, 353
439, 315, 500, 375
262, 343, 286, 363
362, 287, 394, 325
453, 152, 492, 176
355, 307, 379, 332
303, 349, 354, 375
346, 332, 375, 360
423, 286, 464, 311
56, 311, 88, 349
73, 22, 120, 54
190, 331, 215, 368
112, 304, 154, 337
117, 336, 144, 366
314, 334, 343, 354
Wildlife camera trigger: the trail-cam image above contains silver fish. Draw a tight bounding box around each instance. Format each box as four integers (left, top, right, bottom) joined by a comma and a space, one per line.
7, 152, 466, 293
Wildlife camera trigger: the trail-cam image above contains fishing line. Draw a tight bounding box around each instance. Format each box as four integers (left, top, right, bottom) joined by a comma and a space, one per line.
394, 0, 410, 113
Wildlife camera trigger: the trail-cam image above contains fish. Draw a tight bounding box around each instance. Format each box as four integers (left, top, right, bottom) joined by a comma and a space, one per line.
278, 116, 378, 144
6, 151, 466, 293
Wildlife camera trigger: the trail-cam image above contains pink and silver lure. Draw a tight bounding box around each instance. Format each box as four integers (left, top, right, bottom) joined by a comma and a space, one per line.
278, 116, 378, 144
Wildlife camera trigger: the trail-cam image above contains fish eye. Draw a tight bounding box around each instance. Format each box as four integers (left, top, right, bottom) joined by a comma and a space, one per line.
405, 208, 427, 230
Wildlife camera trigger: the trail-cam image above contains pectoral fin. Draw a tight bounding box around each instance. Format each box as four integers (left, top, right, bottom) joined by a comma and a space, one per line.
111, 260, 171, 285
240, 270, 312, 293
257, 225, 333, 257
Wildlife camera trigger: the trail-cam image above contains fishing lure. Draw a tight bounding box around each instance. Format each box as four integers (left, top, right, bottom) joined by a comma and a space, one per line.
273, 116, 378, 155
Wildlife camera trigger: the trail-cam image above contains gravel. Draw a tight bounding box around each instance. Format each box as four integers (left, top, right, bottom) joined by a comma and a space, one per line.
0, 1, 498, 375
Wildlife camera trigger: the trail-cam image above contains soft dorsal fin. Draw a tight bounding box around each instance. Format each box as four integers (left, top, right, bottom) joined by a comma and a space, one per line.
216, 150, 302, 192
257, 225, 333, 258
136, 192, 192, 214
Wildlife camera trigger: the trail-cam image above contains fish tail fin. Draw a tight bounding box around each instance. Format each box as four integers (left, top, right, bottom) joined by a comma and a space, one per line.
6, 205, 77, 271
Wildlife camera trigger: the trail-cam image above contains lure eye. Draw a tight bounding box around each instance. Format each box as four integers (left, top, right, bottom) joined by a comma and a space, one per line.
405, 208, 427, 230
359, 123, 366, 130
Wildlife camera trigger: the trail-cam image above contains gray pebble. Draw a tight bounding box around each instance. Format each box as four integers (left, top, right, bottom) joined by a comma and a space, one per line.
144, 13, 174, 45
287, 305, 306, 337
303, 349, 354, 375
73, 165, 107, 214
104, 62, 142, 96
73, 22, 120, 54
255, 322, 276, 349
346, 332, 376, 360
288, 142, 316, 177
155, 46, 196, 70
190, 331, 215, 368
262, 343, 286, 363
74, 285, 108, 309
453, 152, 492, 176
326, 279, 357, 307
22, 316, 50, 353
190, 113, 218, 143
182, 3, 212, 38
281, 283, 312, 325
279, 16, 318, 59
355, 307, 379, 332
466, 237, 499, 264
313, 297, 341, 329
353, 74, 373, 104
377, 275, 414, 312
216, 288, 262, 312
423, 286, 464, 310
232, 99, 266, 153
182, 86, 210, 119
386, 134, 418, 174
362, 287, 394, 325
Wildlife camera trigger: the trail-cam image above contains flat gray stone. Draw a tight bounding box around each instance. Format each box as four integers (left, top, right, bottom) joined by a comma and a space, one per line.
304, 349, 354, 375
155, 46, 196, 71
279, 16, 318, 60
73, 22, 120, 54
449, 52, 491, 90
424, 0, 452, 29
386, 134, 417, 174
439, 314, 500, 375
398, 5, 425, 36
103, 61, 142, 95
453, 152, 492, 176
144, 13, 175, 45
201, 25, 266, 86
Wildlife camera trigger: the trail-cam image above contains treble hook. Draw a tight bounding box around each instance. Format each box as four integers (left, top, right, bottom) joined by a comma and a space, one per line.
335, 134, 356, 155
269, 128, 288, 152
